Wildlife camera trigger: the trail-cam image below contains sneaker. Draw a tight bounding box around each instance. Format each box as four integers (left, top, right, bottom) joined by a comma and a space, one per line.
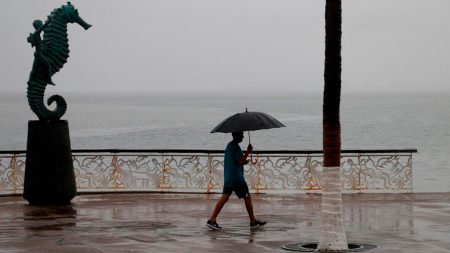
206, 220, 222, 230
250, 219, 267, 228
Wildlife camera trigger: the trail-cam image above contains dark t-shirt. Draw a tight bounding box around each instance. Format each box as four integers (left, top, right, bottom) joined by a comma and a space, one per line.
223, 142, 246, 187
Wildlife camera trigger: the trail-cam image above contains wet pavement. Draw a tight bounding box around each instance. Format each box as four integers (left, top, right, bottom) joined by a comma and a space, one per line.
1, 193, 450, 253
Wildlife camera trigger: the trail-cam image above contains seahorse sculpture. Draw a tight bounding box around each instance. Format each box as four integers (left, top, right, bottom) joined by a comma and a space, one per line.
27, 2, 91, 121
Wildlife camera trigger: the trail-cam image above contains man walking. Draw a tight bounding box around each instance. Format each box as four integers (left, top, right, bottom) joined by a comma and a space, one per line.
207, 131, 266, 229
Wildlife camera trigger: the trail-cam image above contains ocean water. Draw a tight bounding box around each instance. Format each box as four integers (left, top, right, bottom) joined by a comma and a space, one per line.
1, 92, 449, 192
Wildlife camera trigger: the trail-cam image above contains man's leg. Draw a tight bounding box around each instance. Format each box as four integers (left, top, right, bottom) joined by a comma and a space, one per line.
236, 183, 257, 223
245, 196, 267, 227
209, 194, 230, 222
244, 195, 256, 223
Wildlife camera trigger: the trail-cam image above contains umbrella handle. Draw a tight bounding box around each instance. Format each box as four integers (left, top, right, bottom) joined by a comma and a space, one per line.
248, 131, 258, 164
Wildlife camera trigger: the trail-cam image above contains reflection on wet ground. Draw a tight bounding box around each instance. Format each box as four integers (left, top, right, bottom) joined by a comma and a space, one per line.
0, 193, 449, 252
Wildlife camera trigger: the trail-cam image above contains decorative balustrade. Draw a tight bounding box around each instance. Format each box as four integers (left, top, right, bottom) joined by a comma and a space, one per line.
0, 149, 416, 195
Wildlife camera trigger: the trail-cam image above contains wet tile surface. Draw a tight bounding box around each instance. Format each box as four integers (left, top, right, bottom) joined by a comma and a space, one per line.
1, 193, 450, 252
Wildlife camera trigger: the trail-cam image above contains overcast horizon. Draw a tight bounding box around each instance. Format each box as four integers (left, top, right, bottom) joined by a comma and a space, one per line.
1, 0, 449, 94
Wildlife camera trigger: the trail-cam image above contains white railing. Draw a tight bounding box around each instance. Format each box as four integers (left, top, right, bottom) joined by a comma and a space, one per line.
0, 149, 416, 195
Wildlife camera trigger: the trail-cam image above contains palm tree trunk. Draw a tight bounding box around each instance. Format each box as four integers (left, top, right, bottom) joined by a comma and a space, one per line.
318, 0, 348, 251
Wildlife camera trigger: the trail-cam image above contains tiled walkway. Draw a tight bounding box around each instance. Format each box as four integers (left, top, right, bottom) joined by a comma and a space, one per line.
1, 193, 449, 252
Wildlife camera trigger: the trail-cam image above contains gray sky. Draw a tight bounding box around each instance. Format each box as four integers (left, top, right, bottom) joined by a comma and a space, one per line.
0, 0, 449, 94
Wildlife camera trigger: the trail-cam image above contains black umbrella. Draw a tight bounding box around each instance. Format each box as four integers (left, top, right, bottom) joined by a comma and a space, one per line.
210, 109, 285, 134
211, 109, 286, 163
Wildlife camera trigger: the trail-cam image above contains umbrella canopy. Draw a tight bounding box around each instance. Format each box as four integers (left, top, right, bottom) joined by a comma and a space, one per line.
211, 110, 285, 133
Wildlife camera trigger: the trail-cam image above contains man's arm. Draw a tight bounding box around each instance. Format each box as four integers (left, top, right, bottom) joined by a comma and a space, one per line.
236, 144, 253, 165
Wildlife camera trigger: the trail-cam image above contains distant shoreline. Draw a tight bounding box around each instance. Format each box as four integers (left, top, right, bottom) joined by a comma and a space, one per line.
1, 91, 450, 98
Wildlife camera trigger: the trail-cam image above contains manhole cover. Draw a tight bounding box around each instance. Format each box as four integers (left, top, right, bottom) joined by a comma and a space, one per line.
282, 242, 377, 252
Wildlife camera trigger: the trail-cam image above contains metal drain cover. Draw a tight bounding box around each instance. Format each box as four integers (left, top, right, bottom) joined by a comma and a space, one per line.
282, 242, 377, 252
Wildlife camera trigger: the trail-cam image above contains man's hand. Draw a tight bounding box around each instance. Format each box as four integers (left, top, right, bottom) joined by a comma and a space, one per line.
237, 144, 254, 166
247, 144, 253, 153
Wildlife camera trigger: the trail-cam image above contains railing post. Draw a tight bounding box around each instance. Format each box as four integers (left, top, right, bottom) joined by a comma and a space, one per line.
358, 154, 362, 193
255, 154, 260, 194
160, 152, 165, 191
207, 153, 212, 194
10, 154, 17, 194
409, 152, 413, 193
160, 152, 171, 191
306, 155, 312, 192
112, 153, 119, 190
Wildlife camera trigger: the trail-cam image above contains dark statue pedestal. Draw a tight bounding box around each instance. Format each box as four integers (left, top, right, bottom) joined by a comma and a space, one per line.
23, 120, 77, 205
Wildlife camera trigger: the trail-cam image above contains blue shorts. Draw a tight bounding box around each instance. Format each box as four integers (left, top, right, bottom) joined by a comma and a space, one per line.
223, 183, 250, 199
